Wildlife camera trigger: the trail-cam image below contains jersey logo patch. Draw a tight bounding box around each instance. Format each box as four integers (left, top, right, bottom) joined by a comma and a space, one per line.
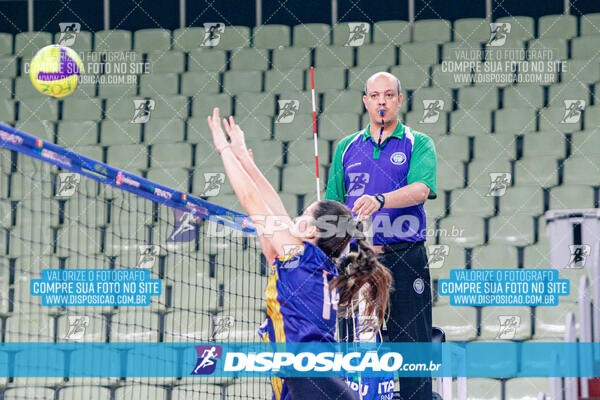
413, 278, 425, 294
390, 152, 407, 165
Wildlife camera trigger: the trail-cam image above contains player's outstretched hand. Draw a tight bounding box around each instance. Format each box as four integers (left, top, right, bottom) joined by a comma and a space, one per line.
222, 115, 249, 159
207, 107, 229, 154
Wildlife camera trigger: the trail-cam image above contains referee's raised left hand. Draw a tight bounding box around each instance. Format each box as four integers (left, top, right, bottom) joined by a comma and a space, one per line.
352, 194, 380, 219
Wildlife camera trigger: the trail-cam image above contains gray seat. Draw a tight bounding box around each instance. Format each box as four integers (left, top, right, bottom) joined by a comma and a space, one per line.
570, 129, 600, 156
188, 48, 227, 72
571, 36, 600, 60
0, 32, 12, 55
432, 305, 477, 341
292, 23, 331, 47
550, 184, 595, 209
439, 215, 485, 247
223, 70, 263, 93
442, 40, 482, 62
134, 28, 171, 52
521, 131, 566, 159
450, 109, 491, 135
14, 32, 52, 58
488, 214, 535, 246
539, 106, 583, 132
502, 85, 544, 109
271, 47, 311, 70
229, 48, 269, 71
307, 67, 346, 90
100, 120, 141, 145
528, 38, 567, 60
333, 22, 371, 46
139, 73, 179, 96
348, 65, 389, 91
389, 65, 430, 90
172, 27, 205, 51
449, 187, 494, 217
146, 50, 185, 73
494, 16, 534, 40
453, 18, 490, 42
319, 113, 361, 140
357, 43, 396, 66
192, 93, 232, 118
411, 87, 453, 112
373, 20, 410, 45
252, 24, 290, 49
144, 118, 185, 144
562, 156, 600, 185
57, 121, 98, 147
413, 19, 451, 43
514, 156, 559, 187
150, 143, 193, 168
314, 45, 354, 68
473, 134, 517, 160
0, 56, 17, 78
472, 244, 519, 268
538, 14, 577, 38
404, 109, 448, 136
547, 82, 591, 108
264, 69, 305, 93
561, 59, 600, 83
62, 98, 103, 121
467, 158, 511, 188
94, 30, 132, 52
434, 135, 469, 162
400, 42, 438, 65
495, 108, 536, 134
18, 97, 59, 121
499, 185, 544, 216
0, 99, 15, 122
235, 92, 275, 116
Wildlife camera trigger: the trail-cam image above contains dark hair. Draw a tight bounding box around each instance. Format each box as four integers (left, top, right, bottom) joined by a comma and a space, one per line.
310, 200, 393, 328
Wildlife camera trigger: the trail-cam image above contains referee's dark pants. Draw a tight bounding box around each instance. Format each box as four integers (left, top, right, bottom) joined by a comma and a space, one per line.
381, 241, 432, 400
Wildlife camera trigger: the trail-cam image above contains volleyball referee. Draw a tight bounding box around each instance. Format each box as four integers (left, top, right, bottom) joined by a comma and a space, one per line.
325, 72, 437, 400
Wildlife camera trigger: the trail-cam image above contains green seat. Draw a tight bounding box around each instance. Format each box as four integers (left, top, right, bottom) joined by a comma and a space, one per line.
472, 244, 519, 268
150, 95, 189, 119
191, 165, 234, 194
110, 310, 159, 342
274, 114, 314, 141
104, 96, 139, 120
494, 108, 536, 134
275, 90, 314, 113
307, 67, 346, 90
436, 160, 464, 190
563, 155, 600, 185
480, 306, 532, 340
400, 42, 438, 65
499, 185, 544, 216
230, 48, 269, 70
348, 65, 389, 91
14, 198, 60, 227
57, 121, 97, 147
484, 39, 526, 62
373, 20, 410, 45
432, 64, 471, 88
435, 135, 469, 162
504, 378, 550, 400
146, 50, 185, 73
314, 45, 354, 68
413, 19, 451, 43
581, 13, 600, 35
454, 18, 490, 42
0, 32, 12, 55
264, 69, 304, 93
319, 113, 361, 140
432, 305, 477, 341
538, 14, 577, 38
94, 30, 132, 52
450, 109, 491, 135
458, 86, 498, 110
106, 144, 148, 170
236, 92, 275, 116
54, 29, 92, 52
410, 87, 453, 112
488, 214, 535, 246
188, 48, 227, 72
252, 24, 290, 49
474, 134, 517, 160
458, 378, 502, 400
550, 184, 595, 209
514, 156, 558, 187
467, 158, 511, 188
71, 145, 103, 160
0, 99, 15, 123
534, 303, 578, 339
439, 215, 484, 247
539, 106, 582, 132
5, 387, 55, 400
206, 114, 272, 142
389, 65, 430, 90
151, 143, 192, 168
192, 93, 232, 118
570, 129, 600, 156
332, 22, 371, 46
14, 32, 52, 58
522, 131, 566, 159
214, 25, 251, 50
292, 23, 331, 47
14, 75, 41, 98
56, 224, 103, 256
571, 35, 600, 60
62, 98, 102, 121
181, 71, 221, 95
172, 384, 221, 400
442, 40, 482, 61
171, 278, 220, 311
282, 164, 326, 194
0, 79, 12, 100
97, 75, 137, 97
285, 140, 328, 166
146, 168, 190, 192
172, 27, 205, 51
503, 85, 543, 109
547, 82, 591, 108
223, 70, 262, 93
18, 97, 58, 121
144, 118, 185, 144
215, 308, 266, 341
517, 61, 558, 84
495, 16, 534, 40
528, 38, 567, 60
473, 62, 513, 87
6, 312, 55, 341
423, 190, 447, 219
220, 273, 266, 310
449, 187, 494, 216
65, 197, 106, 227
58, 386, 111, 400
226, 379, 274, 399
100, 120, 141, 145
272, 47, 311, 70
57, 313, 107, 343
164, 310, 212, 342
134, 28, 171, 52
0, 56, 17, 78
523, 242, 550, 268
139, 72, 179, 96
561, 59, 600, 83
357, 43, 396, 66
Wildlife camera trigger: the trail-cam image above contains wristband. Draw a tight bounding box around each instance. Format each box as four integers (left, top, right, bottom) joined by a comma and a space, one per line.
374, 193, 385, 210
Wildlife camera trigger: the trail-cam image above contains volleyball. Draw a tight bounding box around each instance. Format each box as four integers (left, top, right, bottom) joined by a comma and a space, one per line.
29, 44, 84, 98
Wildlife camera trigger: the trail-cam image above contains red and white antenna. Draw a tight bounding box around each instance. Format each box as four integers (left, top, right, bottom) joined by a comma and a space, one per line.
310, 66, 321, 201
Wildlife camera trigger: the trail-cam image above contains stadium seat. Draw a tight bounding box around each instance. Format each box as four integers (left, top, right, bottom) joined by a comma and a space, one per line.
18, 97, 59, 121
188, 48, 227, 72
149, 95, 189, 119
271, 47, 311, 70
64, 196, 107, 226
449, 187, 494, 217
450, 109, 492, 134
411, 87, 453, 111
436, 159, 465, 190
225, 114, 272, 141
191, 165, 236, 195
293, 23, 331, 47
243, 140, 282, 166
110, 310, 159, 342
480, 306, 532, 340
454, 18, 490, 41
432, 305, 477, 341
103, 97, 138, 121
9, 223, 55, 255
230, 48, 269, 70
488, 214, 535, 246
236, 92, 276, 116
581, 12, 600, 35
214, 308, 266, 340
471, 244, 519, 268
432, 64, 472, 88
404, 110, 448, 136
114, 384, 167, 400
434, 135, 469, 161
571, 35, 600, 61
14, 32, 52, 58
456, 378, 502, 400
134, 28, 171, 52
494, 16, 535, 40
273, 90, 313, 113
52, 30, 91, 54
171, 278, 220, 311
57, 120, 97, 147
373, 20, 410, 45
562, 156, 600, 185
226, 379, 274, 399
223, 70, 263, 93
473, 134, 517, 160
504, 378, 550, 400
15, 75, 48, 98
172, 27, 205, 51
58, 386, 111, 400
314, 45, 354, 68
14, 198, 60, 227
285, 140, 328, 165
357, 43, 396, 66
150, 143, 192, 168
62, 98, 103, 121
192, 93, 232, 118
322, 89, 364, 114
4, 387, 56, 400
307, 67, 346, 91
264, 69, 304, 92
5, 312, 55, 341
319, 113, 361, 140
94, 29, 132, 52
467, 158, 511, 188
0, 56, 17, 78
332, 22, 371, 46
458, 86, 499, 110
56, 224, 103, 257
389, 64, 430, 90
15, 120, 55, 143
164, 310, 212, 341
439, 215, 484, 247
139, 72, 179, 96
413, 19, 451, 43
146, 50, 185, 73
106, 144, 148, 170
273, 113, 313, 141
494, 108, 537, 134
56, 313, 106, 342
0, 32, 12, 55
147, 168, 190, 192
172, 384, 222, 400
534, 302, 578, 339
442, 40, 482, 62
514, 156, 559, 187
538, 14, 577, 38
562, 59, 600, 84
547, 82, 591, 108
253, 24, 291, 49
523, 242, 550, 268
498, 185, 544, 216
570, 129, 600, 156
528, 38, 567, 60
144, 118, 185, 144
484, 38, 527, 62
521, 131, 566, 159
0, 78, 12, 98
282, 164, 327, 194
213, 25, 251, 50
97, 76, 138, 98
400, 42, 438, 65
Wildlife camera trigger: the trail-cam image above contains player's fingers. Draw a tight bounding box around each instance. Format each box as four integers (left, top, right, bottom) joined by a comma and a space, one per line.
248, 148, 254, 160
222, 118, 231, 136
212, 107, 220, 122
352, 196, 365, 212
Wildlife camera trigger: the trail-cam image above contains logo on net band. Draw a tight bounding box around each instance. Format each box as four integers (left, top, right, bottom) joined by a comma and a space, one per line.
488, 23, 511, 47
420, 100, 444, 123
192, 345, 223, 375
345, 23, 370, 46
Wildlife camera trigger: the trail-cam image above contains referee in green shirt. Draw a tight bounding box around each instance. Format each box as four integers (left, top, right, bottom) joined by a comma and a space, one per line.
325, 72, 437, 400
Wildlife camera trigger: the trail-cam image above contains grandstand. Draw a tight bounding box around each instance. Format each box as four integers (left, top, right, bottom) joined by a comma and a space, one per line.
0, 1, 600, 399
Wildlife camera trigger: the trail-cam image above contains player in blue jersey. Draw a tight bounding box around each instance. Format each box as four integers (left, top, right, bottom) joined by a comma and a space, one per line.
207, 108, 393, 400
